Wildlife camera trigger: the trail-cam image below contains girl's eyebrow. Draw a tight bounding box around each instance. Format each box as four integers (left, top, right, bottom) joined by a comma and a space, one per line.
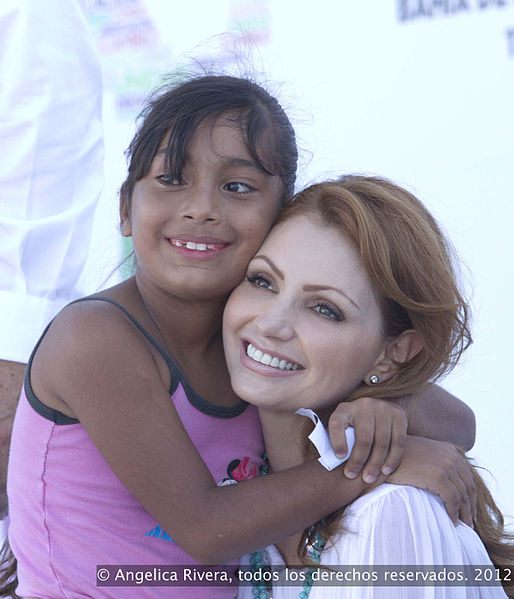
223, 157, 261, 171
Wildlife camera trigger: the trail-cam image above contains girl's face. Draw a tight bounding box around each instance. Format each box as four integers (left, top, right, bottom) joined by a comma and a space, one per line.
223, 215, 389, 412
121, 116, 283, 301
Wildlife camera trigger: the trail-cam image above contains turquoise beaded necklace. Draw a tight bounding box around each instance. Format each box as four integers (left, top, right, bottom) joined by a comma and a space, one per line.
248, 530, 326, 598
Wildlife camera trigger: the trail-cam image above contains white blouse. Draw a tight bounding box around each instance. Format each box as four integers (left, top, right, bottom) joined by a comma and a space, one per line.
239, 484, 507, 598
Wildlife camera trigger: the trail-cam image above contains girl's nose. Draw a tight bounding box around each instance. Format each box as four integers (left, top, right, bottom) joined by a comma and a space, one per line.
180, 185, 221, 223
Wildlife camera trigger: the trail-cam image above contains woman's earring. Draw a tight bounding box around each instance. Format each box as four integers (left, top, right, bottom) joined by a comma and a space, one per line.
369, 374, 379, 385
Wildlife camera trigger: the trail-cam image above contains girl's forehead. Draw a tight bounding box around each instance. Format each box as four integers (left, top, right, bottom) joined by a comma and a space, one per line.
154, 118, 273, 177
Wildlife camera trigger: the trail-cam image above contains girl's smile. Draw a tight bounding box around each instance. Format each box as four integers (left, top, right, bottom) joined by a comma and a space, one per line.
121, 116, 283, 301
167, 236, 231, 259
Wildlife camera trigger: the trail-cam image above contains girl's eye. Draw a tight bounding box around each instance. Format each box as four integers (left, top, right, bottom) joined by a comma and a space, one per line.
156, 174, 181, 186
246, 273, 274, 291
224, 181, 253, 193
312, 303, 343, 321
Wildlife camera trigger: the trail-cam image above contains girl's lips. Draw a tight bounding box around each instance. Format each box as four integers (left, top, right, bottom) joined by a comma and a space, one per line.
166, 237, 231, 259
239, 341, 304, 378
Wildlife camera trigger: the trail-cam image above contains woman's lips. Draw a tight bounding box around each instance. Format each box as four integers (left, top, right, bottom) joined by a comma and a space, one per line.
239, 341, 305, 377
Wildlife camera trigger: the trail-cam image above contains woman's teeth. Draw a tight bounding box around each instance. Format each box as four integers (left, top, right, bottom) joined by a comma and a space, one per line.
246, 343, 301, 371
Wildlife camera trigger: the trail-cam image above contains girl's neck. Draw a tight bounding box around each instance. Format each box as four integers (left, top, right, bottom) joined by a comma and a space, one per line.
113, 277, 240, 408
132, 275, 227, 352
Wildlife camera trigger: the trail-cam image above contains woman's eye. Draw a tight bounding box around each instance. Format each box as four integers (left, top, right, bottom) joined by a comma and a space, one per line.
156, 174, 181, 186
224, 181, 253, 193
246, 273, 274, 291
312, 303, 343, 321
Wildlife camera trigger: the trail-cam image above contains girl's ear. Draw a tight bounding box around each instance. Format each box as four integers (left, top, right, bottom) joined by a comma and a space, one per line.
120, 193, 132, 237
365, 330, 424, 385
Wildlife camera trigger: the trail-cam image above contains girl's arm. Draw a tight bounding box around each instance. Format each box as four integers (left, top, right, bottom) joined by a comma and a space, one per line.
260, 410, 476, 529
401, 385, 476, 450
32, 302, 373, 565
33, 302, 474, 564
260, 408, 476, 564
327, 386, 476, 485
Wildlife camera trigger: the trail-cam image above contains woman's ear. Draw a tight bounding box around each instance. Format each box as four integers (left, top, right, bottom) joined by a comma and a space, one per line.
365, 330, 424, 385
119, 192, 132, 237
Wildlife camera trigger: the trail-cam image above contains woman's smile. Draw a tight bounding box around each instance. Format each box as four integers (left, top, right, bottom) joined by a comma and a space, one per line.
223, 214, 388, 412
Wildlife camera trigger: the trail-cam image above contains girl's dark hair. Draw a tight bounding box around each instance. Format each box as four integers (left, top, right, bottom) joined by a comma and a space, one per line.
120, 74, 298, 208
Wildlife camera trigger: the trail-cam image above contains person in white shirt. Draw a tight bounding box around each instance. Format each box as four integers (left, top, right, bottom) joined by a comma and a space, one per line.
224, 176, 512, 598
0, 0, 103, 522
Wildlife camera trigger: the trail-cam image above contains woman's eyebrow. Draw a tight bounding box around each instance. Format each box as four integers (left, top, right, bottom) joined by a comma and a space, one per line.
303, 284, 360, 310
252, 255, 284, 279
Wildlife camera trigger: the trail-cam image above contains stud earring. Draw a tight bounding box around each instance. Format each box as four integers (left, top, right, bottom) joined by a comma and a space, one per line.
369, 375, 379, 385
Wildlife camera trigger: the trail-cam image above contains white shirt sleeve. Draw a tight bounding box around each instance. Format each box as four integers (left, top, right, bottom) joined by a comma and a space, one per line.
309, 483, 507, 598
239, 484, 507, 599
0, 0, 104, 363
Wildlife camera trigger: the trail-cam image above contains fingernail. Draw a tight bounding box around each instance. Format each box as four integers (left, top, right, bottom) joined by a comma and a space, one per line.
363, 473, 377, 483
382, 466, 393, 475
345, 471, 358, 479
335, 452, 347, 459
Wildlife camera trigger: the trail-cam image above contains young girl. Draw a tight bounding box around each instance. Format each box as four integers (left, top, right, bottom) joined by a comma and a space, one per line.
4, 77, 477, 598
224, 176, 513, 598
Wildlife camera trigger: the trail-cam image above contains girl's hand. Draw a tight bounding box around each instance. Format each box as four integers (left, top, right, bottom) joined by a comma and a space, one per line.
387, 435, 477, 527
328, 396, 408, 483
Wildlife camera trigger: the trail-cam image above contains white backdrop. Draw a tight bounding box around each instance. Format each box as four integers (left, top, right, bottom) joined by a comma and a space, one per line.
82, 0, 514, 522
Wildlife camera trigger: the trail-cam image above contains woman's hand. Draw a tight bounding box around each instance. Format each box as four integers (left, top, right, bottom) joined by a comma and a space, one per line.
387, 435, 477, 527
327, 396, 408, 483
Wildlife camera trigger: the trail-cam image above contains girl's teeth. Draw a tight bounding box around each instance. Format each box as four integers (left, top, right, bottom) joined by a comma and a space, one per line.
173, 240, 213, 251
246, 343, 300, 371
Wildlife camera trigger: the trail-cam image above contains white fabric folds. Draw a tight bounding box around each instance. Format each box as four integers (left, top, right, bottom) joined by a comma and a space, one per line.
295, 408, 355, 470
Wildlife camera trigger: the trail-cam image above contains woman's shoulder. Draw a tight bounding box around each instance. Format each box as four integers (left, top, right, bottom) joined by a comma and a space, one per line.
345, 482, 442, 515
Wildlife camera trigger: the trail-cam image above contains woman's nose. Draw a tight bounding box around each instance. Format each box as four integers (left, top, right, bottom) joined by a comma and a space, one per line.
254, 304, 295, 341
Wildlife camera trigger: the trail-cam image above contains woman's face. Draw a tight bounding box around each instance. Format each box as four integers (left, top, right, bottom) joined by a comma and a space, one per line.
121, 116, 284, 302
223, 214, 388, 412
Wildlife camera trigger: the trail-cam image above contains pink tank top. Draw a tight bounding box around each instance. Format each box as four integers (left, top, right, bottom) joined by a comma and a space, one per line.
7, 298, 264, 598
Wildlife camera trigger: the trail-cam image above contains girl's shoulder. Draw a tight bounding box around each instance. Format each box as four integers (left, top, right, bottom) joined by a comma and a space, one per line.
29, 282, 172, 417
43, 279, 152, 356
